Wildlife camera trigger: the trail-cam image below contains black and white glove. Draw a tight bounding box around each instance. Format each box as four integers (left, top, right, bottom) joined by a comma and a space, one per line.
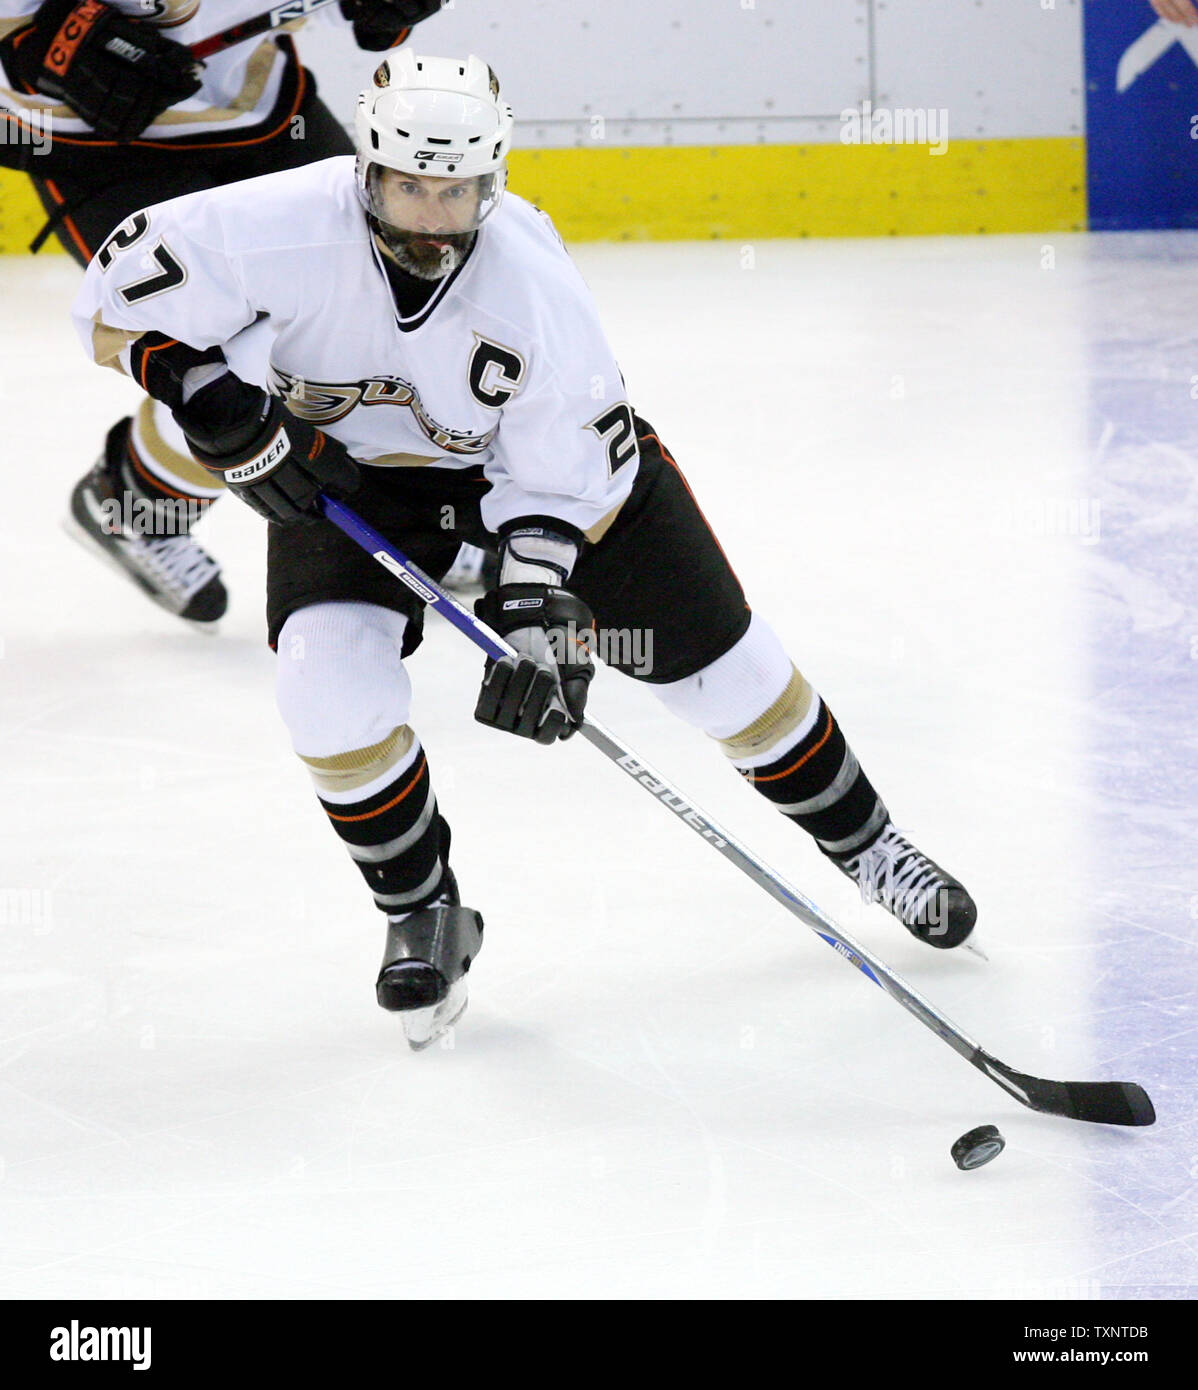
173, 371, 360, 526
5, 0, 202, 141
339, 0, 443, 51
474, 522, 594, 745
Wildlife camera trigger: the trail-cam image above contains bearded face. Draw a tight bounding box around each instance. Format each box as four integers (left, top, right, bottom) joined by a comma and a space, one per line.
369, 169, 485, 280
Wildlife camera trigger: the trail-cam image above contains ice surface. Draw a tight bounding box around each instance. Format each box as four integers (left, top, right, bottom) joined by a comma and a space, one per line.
0, 231, 1194, 1299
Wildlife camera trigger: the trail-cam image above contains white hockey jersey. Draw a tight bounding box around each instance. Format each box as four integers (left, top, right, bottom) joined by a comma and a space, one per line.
72, 156, 640, 539
0, 0, 345, 144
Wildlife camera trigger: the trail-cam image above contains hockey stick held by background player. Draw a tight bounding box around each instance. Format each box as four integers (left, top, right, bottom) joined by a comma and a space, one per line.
0, 0, 448, 625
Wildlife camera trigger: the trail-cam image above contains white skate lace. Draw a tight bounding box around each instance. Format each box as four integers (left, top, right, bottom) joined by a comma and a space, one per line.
848, 827, 944, 925
133, 534, 220, 602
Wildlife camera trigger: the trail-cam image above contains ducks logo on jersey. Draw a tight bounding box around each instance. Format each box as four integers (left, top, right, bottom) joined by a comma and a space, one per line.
269, 364, 497, 456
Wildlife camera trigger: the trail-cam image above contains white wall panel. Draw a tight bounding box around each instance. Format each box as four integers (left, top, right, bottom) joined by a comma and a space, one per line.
298, 0, 1083, 146
873, 0, 1084, 139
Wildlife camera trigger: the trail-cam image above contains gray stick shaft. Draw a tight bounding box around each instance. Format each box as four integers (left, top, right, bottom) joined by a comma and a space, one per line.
316, 494, 983, 1066
576, 717, 981, 1063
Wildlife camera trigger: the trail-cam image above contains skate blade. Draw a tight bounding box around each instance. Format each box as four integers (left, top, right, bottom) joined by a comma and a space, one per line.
60, 513, 222, 635
402, 978, 468, 1051
961, 936, 989, 962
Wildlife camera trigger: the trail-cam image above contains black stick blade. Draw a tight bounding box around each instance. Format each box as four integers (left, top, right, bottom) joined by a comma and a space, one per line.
1051, 1080, 1156, 1126
974, 1055, 1156, 1126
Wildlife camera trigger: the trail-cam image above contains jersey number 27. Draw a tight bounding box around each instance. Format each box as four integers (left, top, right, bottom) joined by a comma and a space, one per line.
96, 213, 187, 305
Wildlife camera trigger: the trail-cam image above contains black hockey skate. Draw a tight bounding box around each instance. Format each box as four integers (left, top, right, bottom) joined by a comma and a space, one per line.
65, 419, 227, 625
829, 823, 977, 949
376, 869, 484, 1049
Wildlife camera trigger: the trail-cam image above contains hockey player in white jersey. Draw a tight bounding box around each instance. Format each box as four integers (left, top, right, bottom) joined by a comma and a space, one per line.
73, 52, 977, 1045
1, 0, 448, 623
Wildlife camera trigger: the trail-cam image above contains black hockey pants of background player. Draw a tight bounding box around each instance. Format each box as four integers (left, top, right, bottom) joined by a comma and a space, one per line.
30, 81, 353, 620
268, 423, 978, 951
0, 0, 441, 621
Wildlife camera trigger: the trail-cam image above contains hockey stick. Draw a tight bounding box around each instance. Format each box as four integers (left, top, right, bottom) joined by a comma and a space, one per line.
317, 494, 1156, 1128
191, 0, 344, 60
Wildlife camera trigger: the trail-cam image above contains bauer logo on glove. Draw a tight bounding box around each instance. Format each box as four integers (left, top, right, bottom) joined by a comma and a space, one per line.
172, 374, 360, 526
224, 428, 293, 485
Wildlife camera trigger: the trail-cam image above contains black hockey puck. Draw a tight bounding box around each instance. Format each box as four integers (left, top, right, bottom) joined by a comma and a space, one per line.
951, 1124, 1005, 1170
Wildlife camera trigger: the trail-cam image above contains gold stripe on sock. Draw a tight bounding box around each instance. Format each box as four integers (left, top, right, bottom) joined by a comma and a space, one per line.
718, 665, 815, 762
136, 398, 226, 494
300, 725, 415, 796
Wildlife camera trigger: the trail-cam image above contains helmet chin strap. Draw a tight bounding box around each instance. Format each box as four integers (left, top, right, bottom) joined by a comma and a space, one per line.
370, 216, 476, 281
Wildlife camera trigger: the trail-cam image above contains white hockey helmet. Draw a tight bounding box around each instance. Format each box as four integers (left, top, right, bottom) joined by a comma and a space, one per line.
354, 52, 514, 237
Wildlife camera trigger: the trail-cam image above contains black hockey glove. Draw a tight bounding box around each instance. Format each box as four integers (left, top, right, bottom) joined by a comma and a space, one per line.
129, 333, 227, 412
475, 586, 595, 743
339, 0, 443, 51
5, 0, 202, 142
173, 374, 360, 526
473, 521, 593, 744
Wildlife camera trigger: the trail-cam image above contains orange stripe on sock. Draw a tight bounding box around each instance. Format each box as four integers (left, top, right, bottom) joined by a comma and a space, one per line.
324, 754, 427, 824
127, 436, 204, 503
749, 706, 834, 784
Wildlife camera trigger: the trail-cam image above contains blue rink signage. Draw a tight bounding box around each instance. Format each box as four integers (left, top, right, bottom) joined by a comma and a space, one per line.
1084, 6, 1198, 229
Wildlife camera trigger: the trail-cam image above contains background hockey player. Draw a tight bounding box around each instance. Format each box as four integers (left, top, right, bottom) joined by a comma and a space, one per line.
71, 52, 978, 1045
0, 0, 444, 622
